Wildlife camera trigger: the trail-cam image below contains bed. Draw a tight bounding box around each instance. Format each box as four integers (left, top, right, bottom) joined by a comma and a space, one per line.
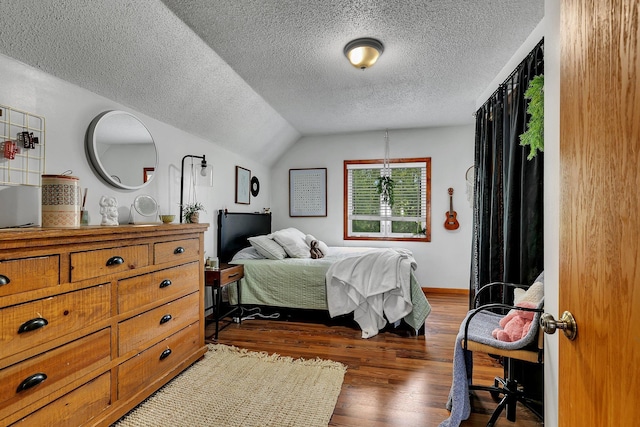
217, 210, 431, 335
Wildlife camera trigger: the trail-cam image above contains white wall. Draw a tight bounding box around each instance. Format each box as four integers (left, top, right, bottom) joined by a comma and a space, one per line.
0, 53, 271, 258
270, 126, 475, 290
543, 1, 560, 425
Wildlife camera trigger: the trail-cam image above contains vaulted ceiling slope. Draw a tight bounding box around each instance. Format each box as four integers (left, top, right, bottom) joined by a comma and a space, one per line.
0, 0, 543, 165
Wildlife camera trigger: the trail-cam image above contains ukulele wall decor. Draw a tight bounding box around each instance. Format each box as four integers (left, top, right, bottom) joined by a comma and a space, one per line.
444, 187, 460, 230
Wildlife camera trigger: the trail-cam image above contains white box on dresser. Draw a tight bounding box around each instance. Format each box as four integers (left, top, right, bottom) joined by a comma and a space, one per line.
0, 223, 208, 426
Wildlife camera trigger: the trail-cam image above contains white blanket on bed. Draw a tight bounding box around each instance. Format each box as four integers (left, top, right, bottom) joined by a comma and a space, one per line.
326, 248, 416, 338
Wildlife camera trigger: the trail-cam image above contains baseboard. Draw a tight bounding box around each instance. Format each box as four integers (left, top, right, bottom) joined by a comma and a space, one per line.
422, 287, 469, 296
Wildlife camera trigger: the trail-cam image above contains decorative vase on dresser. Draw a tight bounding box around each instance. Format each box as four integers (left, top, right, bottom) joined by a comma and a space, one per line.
0, 223, 208, 426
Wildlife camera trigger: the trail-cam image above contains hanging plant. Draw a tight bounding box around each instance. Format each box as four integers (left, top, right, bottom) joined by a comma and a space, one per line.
375, 129, 395, 208
375, 175, 395, 208
520, 74, 544, 160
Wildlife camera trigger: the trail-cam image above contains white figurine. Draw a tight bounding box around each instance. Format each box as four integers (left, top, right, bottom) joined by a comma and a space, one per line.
100, 195, 119, 226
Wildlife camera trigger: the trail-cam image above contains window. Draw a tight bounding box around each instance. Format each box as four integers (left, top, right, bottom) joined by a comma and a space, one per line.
344, 158, 431, 242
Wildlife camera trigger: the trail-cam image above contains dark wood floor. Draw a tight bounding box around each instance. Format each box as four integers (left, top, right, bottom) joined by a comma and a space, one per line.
206, 292, 544, 427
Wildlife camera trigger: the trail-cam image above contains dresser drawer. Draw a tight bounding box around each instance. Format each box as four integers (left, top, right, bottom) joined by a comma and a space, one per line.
118, 322, 200, 400
1, 285, 111, 359
154, 238, 200, 265
70, 245, 149, 282
118, 262, 200, 314
118, 292, 199, 356
10, 372, 110, 427
0, 328, 110, 416
0, 256, 59, 298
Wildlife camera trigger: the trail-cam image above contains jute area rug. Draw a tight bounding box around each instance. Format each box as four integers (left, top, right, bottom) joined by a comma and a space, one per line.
113, 344, 347, 427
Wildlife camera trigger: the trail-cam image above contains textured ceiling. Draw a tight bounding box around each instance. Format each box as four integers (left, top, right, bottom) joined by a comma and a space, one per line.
0, 0, 543, 165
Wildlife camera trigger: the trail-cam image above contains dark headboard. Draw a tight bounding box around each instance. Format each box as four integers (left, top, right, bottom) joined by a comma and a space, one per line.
217, 210, 272, 263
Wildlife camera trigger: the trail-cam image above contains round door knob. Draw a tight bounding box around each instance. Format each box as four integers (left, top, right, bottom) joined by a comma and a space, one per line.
540, 311, 577, 340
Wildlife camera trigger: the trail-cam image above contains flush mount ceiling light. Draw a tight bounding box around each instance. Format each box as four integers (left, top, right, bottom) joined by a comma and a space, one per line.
344, 38, 384, 70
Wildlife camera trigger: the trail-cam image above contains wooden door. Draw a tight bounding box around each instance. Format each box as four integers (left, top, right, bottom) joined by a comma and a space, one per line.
559, 0, 640, 425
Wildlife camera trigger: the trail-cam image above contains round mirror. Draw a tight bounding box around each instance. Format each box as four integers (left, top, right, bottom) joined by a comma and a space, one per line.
86, 111, 158, 190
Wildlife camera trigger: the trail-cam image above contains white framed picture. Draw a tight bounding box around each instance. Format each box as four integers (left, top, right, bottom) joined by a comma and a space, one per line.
289, 168, 327, 217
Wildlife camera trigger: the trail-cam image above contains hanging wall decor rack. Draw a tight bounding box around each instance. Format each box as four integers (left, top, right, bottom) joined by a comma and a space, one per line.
0, 103, 46, 187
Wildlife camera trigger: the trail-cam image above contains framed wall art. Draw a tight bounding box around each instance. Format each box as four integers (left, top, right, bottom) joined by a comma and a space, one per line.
235, 166, 251, 204
289, 168, 327, 217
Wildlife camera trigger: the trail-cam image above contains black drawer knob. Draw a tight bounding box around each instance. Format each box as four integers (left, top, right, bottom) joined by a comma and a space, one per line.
17, 373, 47, 392
160, 314, 172, 324
159, 348, 172, 360
159, 279, 172, 288
17, 317, 49, 334
0, 274, 10, 285
174, 247, 185, 254
106, 256, 124, 267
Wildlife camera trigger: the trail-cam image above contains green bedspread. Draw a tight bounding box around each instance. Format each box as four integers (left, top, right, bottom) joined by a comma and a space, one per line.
228, 248, 431, 331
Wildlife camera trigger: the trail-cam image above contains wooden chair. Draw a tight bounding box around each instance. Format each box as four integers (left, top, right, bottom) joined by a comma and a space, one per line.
462, 281, 544, 427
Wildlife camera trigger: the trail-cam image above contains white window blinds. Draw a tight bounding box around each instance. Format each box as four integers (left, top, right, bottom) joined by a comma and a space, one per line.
345, 159, 430, 240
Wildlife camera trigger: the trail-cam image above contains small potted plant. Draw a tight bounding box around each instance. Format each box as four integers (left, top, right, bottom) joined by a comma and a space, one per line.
182, 202, 205, 223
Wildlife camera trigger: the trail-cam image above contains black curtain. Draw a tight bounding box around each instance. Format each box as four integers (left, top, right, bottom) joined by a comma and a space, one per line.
470, 39, 544, 307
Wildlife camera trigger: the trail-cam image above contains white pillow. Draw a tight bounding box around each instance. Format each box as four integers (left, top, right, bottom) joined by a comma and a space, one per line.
231, 246, 265, 260
304, 234, 329, 256
513, 288, 526, 304
519, 281, 544, 305
269, 228, 310, 258
514, 273, 544, 304
248, 235, 287, 260
269, 227, 306, 240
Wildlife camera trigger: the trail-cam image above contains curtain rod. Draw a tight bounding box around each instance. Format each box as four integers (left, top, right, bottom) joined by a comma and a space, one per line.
473, 38, 544, 118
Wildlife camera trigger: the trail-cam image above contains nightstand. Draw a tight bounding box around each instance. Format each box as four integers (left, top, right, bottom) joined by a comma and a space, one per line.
204, 263, 244, 340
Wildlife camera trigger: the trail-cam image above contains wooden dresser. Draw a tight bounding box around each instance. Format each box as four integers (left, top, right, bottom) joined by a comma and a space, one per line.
0, 223, 208, 426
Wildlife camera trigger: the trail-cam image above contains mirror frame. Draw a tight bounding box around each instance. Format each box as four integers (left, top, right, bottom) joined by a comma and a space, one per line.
86, 110, 158, 190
